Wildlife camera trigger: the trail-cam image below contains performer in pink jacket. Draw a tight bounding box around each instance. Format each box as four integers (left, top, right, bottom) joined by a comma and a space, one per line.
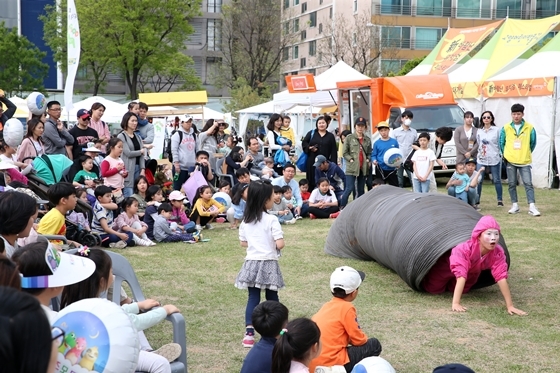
423, 215, 527, 315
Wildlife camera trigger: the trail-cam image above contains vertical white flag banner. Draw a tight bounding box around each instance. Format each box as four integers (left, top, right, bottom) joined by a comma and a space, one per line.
64, 0, 80, 112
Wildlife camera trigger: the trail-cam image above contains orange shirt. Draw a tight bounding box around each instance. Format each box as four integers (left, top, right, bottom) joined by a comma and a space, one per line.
309, 297, 368, 372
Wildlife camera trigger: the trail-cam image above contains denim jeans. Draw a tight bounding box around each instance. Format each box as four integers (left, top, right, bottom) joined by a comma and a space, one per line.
448, 186, 478, 205
506, 163, 535, 204
341, 172, 366, 207
100, 231, 134, 247
245, 287, 279, 326
397, 164, 412, 188
477, 163, 503, 203
413, 178, 430, 193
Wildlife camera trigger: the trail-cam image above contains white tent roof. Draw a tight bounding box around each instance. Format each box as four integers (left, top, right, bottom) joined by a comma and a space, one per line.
273, 61, 370, 109
236, 101, 275, 114
63, 96, 127, 123
283, 105, 322, 115
192, 106, 224, 120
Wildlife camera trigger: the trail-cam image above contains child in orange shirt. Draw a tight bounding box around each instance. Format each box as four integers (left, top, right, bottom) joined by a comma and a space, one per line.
310, 266, 382, 373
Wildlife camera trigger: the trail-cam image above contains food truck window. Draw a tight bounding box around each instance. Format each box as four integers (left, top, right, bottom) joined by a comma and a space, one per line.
350, 89, 371, 129
389, 108, 401, 129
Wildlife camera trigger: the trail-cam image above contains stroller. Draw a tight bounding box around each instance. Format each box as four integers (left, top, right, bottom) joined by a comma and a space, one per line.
25, 154, 102, 247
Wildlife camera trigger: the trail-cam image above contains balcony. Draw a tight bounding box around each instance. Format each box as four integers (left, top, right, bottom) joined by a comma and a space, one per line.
374, 4, 533, 19
384, 38, 445, 50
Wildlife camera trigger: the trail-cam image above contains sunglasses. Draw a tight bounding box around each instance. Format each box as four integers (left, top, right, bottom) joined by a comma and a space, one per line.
482, 116, 492, 119
52, 326, 65, 347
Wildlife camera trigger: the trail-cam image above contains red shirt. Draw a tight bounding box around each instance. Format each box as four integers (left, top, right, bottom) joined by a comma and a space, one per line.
358, 138, 364, 168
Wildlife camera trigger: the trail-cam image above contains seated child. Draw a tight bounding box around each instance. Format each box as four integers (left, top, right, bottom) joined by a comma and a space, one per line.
261, 157, 277, 180
195, 150, 215, 185
271, 318, 322, 373
91, 185, 134, 248
72, 155, 99, 193
154, 203, 198, 243
268, 185, 295, 225
445, 162, 472, 204
310, 266, 382, 373
218, 180, 231, 195
168, 191, 196, 233
12, 241, 96, 323
67, 188, 91, 232
240, 301, 289, 373
225, 168, 251, 223
37, 182, 80, 247
113, 197, 156, 246
299, 179, 310, 207
143, 185, 165, 241
229, 183, 248, 229
308, 177, 340, 219
282, 185, 298, 217
190, 185, 225, 230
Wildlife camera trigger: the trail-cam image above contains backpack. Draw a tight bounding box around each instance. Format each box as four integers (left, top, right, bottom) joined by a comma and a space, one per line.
166, 130, 197, 163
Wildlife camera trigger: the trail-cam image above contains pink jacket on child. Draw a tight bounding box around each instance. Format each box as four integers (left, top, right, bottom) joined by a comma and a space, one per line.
170, 206, 191, 225
113, 212, 147, 232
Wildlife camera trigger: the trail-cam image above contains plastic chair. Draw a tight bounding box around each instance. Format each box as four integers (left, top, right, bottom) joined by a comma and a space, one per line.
215, 158, 234, 187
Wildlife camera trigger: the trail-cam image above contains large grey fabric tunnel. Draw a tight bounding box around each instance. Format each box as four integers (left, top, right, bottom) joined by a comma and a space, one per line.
325, 185, 510, 292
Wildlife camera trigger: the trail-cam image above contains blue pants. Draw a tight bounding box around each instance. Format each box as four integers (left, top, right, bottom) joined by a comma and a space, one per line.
100, 231, 134, 247
276, 211, 294, 224
341, 171, 366, 207
477, 163, 503, 203
506, 162, 535, 204
448, 186, 478, 205
397, 164, 412, 188
245, 287, 279, 326
413, 178, 430, 193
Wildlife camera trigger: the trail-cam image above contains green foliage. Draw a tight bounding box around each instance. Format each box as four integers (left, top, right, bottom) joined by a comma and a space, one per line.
137, 53, 201, 93
41, 0, 202, 98
393, 57, 424, 76
222, 78, 273, 114
0, 23, 48, 96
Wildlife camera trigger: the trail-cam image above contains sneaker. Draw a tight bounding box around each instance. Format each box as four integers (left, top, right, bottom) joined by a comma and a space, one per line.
528, 206, 541, 216
242, 333, 255, 348
497, 201, 504, 207
285, 218, 296, 225
473, 204, 481, 212
153, 343, 182, 362
329, 211, 340, 219
195, 224, 203, 231
135, 238, 153, 247
508, 205, 520, 214
295, 215, 302, 220
109, 240, 127, 249
205, 224, 214, 230
309, 213, 317, 220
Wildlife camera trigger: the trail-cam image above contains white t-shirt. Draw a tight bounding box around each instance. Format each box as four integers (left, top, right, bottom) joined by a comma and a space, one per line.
309, 189, 337, 204
239, 212, 283, 261
411, 148, 436, 179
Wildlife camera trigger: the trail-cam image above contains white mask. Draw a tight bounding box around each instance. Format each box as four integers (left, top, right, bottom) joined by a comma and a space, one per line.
403, 119, 412, 126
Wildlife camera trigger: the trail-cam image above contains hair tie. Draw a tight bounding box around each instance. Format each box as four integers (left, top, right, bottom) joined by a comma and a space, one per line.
280, 328, 288, 335
78, 246, 90, 257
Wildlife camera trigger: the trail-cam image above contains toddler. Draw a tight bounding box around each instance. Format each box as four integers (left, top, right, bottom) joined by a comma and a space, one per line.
113, 197, 156, 246
73, 155, 99, 193
282, 185, 298, 218
261, 157, 276, 180
154, 203, 199, 243
67, 188, 91, 231
230, 183, 249, 229
268, 185, 295, 224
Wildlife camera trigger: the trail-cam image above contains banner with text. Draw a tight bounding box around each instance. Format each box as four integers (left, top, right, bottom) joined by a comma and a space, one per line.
64, 0, 81, 112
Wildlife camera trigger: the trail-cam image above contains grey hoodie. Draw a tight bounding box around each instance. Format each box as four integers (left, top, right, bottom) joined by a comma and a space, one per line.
171, 127, 197, 170
43, 118, 74, 155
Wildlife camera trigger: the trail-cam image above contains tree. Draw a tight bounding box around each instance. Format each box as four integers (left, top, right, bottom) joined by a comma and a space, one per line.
215, 0, 293, 93
222, 78, 271, 114
42, 0, 202, 99
316, 12, 399, 77
137, 53, 202, 93
392, 57, 424, 76
0, 23, 48, 96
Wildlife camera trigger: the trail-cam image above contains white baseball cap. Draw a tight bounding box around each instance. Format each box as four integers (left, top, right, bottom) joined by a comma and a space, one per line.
168, 190, 186, 201
20, 244, 96, 289
330, 266, 365, 294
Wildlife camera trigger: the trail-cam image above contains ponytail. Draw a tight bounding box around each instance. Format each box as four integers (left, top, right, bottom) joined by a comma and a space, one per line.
271, 318, 321, 373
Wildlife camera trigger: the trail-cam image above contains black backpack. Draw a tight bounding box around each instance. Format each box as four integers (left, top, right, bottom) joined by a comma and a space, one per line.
166, 130, 196, 163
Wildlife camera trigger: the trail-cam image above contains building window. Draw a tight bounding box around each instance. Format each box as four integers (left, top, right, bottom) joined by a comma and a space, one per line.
319, 23, 323, 34
294, 0, 299, 5
207, 19, 222, 51
380, 59, 407, 75
456, 0, 491, 18
300, 58, 307, 68
284, 0, 290, 9
329, 7, 333, 18
293, 45, 299, 59
283, 47, 290, 61
382, 26, 411, 49
353, 0, 358, 13
309, 40, 316, 56
381, 0, 411, 15
301, 30, 307, 41
415, 27, 443, 49
308, 68, 316, 75
294, 19, 299, 32
496, 0, 523, 19
283, 22, 289, 35
536, 0, 560, 18
310, 11, 317, 27
207, 0, 222, 13
302, 2, 307, 13
416, 0, 451, 17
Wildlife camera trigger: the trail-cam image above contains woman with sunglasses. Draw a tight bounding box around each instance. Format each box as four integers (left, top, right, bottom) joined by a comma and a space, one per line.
476, 111, 503, 207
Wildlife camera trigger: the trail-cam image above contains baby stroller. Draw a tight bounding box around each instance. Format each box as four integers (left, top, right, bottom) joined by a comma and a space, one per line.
25, 154, 102, 247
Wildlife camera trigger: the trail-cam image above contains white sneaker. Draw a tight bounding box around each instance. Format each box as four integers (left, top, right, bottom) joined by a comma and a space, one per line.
195, 224, 203, 231
137, 238, 154, 246
109, 240, 127, 249
508, 205, 520, 214
528, 206, 541, 216
284, 218, 296, 224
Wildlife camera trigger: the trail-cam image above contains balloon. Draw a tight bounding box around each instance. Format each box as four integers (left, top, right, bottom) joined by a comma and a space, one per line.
383, 148, 403, 168
3, 118, 24, 148
26, 92, 47, 115
53, 298, 139, 373
213, 191, 232, 209
351, 357, 396, 373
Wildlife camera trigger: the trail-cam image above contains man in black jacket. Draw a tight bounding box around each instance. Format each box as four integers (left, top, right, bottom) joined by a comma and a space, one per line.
0, 91, 17, 139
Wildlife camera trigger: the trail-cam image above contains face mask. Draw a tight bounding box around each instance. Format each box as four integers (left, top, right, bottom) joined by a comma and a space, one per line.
403, 119, 412, 126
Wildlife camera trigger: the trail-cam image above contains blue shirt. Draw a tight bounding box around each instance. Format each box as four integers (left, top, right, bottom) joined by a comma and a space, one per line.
240, 336, 276, 373
272, 176, 302, 207
314, 161, 345, 192
452, 172, 471, 194
233, 199, 246, 220
371, 137, 400, 170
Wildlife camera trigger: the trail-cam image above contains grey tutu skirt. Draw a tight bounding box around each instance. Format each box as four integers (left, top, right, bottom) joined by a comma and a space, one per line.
235, 260, 285, 291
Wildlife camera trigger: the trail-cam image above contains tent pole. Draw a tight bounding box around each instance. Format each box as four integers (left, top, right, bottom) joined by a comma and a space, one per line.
548, 77, 558, 188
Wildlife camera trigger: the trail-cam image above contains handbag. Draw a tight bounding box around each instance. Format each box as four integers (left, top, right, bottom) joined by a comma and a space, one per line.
296, 129, 315, 172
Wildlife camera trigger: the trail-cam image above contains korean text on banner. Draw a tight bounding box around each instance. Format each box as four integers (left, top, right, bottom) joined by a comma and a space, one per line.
430, 20, 504, 75
64, 0, 80, 112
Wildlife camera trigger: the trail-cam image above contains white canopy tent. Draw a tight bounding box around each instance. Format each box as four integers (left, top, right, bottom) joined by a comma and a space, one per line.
236, 101, 276, 141
63, 96, 127, 123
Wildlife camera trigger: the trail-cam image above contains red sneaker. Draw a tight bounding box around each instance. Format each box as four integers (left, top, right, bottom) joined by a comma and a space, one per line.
310, 213, 317, 219
329, 211, 340, 219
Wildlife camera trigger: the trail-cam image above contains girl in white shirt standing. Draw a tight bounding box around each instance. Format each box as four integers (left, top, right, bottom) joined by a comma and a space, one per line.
235, 180, 285, 348
411, 132, 437, 193
271, 318, 322, 373
308, 177, 339, 219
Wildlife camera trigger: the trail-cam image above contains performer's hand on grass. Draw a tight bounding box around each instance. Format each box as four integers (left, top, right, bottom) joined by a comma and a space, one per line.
452, 303, 467, 312
507, 306, 527, 316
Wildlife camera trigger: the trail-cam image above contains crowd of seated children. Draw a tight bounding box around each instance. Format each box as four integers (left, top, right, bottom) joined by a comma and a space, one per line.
153, 203, 199, 243
268, 185, 296, 225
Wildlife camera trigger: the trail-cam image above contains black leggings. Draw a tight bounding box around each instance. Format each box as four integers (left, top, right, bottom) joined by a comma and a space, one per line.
308, 206, 339, 218
190, 210, 213, 227
344, 338, 383, 372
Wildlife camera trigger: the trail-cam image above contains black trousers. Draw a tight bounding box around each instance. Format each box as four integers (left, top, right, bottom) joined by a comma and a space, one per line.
373, 165, 398, 187
308, 206, 339, 218
344, 338, 383, 372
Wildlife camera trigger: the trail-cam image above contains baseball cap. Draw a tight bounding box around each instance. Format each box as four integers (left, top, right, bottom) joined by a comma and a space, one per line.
355, 117, 367, 126
376, 121, 390, 129
465, 157, 476, 165
20, 243, 96, 289
330, 266, 366, 294
77, 109, 91, 120
313, 155, 327, 167
180, 115, 193, 123
169, 190, 186, 201
433, 364, 475, 373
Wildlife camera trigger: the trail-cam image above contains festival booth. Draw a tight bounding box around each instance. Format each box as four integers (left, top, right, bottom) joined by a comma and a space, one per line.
62, 96, 127, 123
236, 101, 276, 141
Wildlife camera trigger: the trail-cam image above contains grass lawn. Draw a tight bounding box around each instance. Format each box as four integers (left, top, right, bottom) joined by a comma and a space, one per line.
122, 179, 560, 373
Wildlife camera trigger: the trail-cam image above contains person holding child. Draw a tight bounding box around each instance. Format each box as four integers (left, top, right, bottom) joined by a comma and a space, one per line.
272, 318, 322, 373
268, 185, 296, 225
272, 164, 308, 218
92, 185, 134, 248
235, 181, 286, 348
113, 197, 156, 246
446, 158, 484, 209
313, 155, 346, 202
190, 185, 225, 230
411, 132, 437, 193
308, 177, 340, 219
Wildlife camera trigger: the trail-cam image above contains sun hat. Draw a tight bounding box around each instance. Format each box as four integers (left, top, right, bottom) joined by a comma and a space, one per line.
168, 190, 186, 201
330, 266, 366, 294
82, 141, 101, 153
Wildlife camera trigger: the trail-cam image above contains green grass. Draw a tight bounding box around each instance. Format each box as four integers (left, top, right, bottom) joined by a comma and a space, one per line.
122, 180, 560, 373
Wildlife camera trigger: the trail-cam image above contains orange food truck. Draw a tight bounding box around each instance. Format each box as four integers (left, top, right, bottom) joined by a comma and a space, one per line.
336, 75, 465, 173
